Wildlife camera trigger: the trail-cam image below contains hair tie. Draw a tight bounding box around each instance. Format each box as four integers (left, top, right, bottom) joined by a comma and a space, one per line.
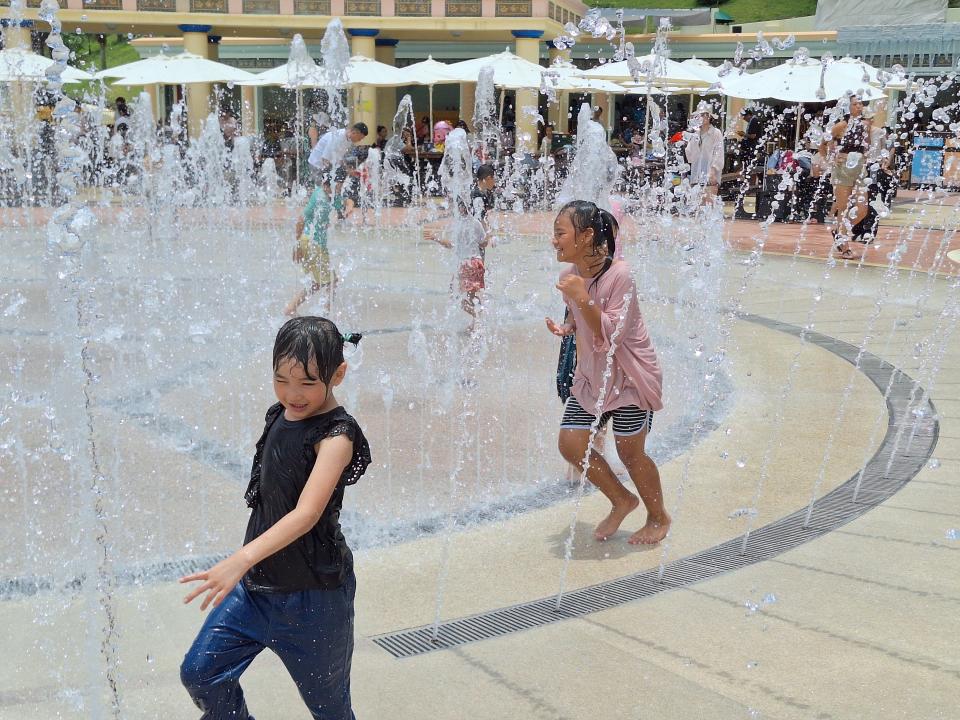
342, 332, 362, 345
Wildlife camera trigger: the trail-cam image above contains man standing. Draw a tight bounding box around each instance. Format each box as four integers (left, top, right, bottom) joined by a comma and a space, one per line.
738, 108, 762, 171
684, 102, 725, 200
307, 122, 368, 179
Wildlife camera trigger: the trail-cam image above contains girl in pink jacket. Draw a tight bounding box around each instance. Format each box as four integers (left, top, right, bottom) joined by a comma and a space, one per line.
546, 200, 670, 545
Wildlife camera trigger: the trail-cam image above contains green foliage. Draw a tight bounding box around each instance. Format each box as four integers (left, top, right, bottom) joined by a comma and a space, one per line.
589, 0, 818, 24
63, 33, 139, 73
62, 33, 143, 102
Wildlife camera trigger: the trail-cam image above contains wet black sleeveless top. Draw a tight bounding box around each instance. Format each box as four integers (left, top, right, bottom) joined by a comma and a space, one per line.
242, 403, 371, 592
838, 117, 867, 153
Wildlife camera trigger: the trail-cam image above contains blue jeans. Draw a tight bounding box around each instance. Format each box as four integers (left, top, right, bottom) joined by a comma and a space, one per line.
180, 572, 356, 720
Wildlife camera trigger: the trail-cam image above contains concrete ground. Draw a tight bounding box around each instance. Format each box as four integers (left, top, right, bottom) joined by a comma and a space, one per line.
0, 200, 957, 719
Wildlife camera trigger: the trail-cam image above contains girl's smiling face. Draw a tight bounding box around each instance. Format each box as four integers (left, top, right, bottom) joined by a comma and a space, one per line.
273, 357, 344, 420
552, 209, 591, 264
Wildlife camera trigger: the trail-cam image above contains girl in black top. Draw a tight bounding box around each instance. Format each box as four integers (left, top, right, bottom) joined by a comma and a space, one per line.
180, 317, 370, 720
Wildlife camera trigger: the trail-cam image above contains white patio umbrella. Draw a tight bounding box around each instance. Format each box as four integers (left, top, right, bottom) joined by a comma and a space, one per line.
836, 56, 909, 92
339, 55, 409, 87
444, 52, 549, 158
720, 57, 886, 102
398, 55, 459, 86
396, 56, 460, 129
237, 59, 320, 88
541, 59, 623, 93
0, 47, 93, 83
445, 51, 545, 89
582, 54, 710, 88
104, 52, 256, 86
242, 55, 409, 88
679, 57, 720, 85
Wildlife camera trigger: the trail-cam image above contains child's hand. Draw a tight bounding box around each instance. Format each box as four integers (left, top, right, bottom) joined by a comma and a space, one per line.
295, 218, 305, 238
545, 317, 574, 336
180, 552, 251, 611
556, 274, 588, 305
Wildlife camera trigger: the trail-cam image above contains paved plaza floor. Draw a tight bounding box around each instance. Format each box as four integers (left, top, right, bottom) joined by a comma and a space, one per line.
0, 200, 958, 718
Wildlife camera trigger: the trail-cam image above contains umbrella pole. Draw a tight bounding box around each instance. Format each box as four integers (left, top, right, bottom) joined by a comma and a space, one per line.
644, 94, 651, 151
295, 88, 304, 189
606, 93, 613, 139
794, 103, 802, 148
497, 87, 506, 163
429, 84, 434, 143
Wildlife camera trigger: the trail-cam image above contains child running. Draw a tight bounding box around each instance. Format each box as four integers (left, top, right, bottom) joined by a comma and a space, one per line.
285, 181, 337, 316
179, 317, 371, 719
429, 197, 488, 332
545, 200, 669, 545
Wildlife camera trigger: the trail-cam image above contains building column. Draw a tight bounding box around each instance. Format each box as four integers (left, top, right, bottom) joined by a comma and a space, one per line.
591, 92, 610, 137
375, 38, 398, 134
348, 29, 378, 132
547, 43, 570, 133
512, 30, 543, 155
179, 24, 214, 138
207, 34, 220, 61
241, 86, 257, 135
144, 84, 160, 121
1, 20, 35, 136
726, 95, 746, 135
1, 18, 32, 50
460, 83, 476, 129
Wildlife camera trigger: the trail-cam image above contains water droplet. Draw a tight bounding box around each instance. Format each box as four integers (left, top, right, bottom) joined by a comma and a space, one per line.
927, 458, 940, 469
736, 457, 747, 469
762, 593, 777, 604
946, 528, 959, 541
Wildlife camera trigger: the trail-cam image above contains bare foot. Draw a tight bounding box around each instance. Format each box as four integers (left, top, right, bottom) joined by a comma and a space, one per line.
628, 514, 672, 545
594, 494, 640, 541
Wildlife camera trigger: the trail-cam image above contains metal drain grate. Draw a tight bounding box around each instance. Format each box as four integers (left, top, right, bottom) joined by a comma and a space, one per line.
371, 314, 939, 659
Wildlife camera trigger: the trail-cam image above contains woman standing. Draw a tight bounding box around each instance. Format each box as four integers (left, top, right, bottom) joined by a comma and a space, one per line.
829, 96, 872, 258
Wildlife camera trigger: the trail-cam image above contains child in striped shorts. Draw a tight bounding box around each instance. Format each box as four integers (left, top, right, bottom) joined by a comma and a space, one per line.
546, 200, 670, 546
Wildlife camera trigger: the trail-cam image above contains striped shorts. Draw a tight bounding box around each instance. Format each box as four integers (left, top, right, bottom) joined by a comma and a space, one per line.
560, 395, 654, 437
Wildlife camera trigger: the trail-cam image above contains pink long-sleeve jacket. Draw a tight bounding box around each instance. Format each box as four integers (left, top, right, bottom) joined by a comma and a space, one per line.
562, 261, 663, 413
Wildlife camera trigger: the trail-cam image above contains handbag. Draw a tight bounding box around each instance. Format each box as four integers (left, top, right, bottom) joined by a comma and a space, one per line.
556, 307, 577, 401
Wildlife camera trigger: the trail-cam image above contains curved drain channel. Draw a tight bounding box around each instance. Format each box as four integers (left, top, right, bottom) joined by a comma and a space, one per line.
371, 313, 940, 659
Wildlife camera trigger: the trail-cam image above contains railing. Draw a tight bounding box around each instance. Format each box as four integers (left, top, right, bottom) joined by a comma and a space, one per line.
495, 0, 531, 17
396, 0, 430, 15
136, 0, 176, 10
344, 0, 381, 15
445, 0, 481, 16
294, 0, 332, 13
190, 0, 229, 11
242, 0, 281, 13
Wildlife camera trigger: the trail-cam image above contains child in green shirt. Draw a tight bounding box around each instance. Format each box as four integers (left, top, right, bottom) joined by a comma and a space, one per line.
285, 181, 338, 316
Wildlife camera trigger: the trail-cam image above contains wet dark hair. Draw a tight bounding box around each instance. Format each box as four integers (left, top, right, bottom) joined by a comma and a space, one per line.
601, 208, 619, 240
557, 201, 616, 288
351, 122, 369, 136
456, 120, 469, 131
476, 163, 495, 181
273, 317, 362, 384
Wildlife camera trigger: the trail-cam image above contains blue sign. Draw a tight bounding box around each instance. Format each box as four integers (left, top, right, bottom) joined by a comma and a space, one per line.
912, 136, 944, 185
